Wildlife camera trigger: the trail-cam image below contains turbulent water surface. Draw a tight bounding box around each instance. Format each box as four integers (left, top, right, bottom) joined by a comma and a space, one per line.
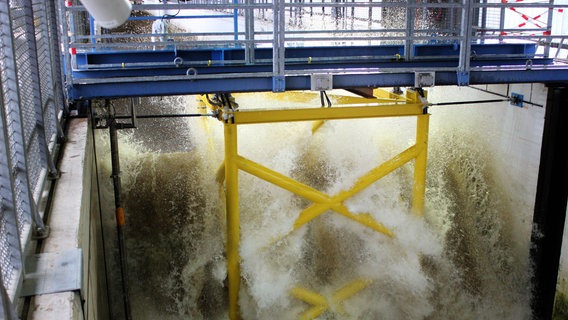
95, 88, 538, 319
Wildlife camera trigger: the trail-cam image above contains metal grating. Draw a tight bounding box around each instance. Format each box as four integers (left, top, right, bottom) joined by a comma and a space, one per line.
33, 0, 58, 144
0, 0, 64, 317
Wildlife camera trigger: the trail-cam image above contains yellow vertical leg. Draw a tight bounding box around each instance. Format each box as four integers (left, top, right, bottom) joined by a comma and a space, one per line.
224, 123, 241, 320
412, 113, 429, 215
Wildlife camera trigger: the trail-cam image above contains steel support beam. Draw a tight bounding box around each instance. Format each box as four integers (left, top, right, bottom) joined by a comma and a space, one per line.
224, 122, 241, 320
109, 116, 132, 320
221, 93, 428, 319
530, 85, 568, 320
66, 67, 568, 100
231, 103, 424, 124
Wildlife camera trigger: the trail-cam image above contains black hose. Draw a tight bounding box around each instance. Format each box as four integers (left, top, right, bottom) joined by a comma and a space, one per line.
320, 91, 332, 107
109, 114, 132, 320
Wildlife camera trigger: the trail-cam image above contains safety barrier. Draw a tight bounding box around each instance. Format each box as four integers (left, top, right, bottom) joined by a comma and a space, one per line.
0, 0, 65, 317
62, 0, 568, 97
207, 88, 429, 319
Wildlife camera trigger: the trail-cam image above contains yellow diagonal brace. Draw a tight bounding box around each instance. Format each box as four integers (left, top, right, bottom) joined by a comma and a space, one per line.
311, 120, 325, 134
334, 144, 420, 202
331, 204, 394, 238
332, 278, 372, 303
291, 279, 372, 319
331, 278, 373, 315
293, 145, 419, 233
291, 287, 329, 320
236, 155, 331, 204
293, 202, 332, 230
291, 287, 329, 307
299, 306, 328, 320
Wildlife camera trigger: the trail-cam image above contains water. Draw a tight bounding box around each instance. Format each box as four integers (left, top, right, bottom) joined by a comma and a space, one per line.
95, 88, 537, 319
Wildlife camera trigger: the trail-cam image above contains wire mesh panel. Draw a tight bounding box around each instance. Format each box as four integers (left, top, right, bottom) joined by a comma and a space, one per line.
33, 0, 59, 147
0, 0, 64, 316
0, 2, 26, 317
0, 75, 23, 315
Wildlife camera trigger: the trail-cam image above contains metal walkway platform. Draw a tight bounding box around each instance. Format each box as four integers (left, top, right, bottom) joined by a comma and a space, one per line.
63, 1, 568, 100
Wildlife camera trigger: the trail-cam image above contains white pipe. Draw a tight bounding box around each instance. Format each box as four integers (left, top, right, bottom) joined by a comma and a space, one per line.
79, 0, 132, 29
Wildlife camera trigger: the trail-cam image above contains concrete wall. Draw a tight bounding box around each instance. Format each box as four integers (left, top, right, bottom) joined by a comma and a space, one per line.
428, 83, 546, 266
27, 118, 107, 320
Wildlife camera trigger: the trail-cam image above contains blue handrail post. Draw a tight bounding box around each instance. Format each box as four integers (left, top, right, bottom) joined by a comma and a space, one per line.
89, 15, 96, 51
233, 0, 239, 46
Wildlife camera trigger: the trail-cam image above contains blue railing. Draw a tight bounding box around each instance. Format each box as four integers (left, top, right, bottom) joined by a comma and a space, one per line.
62, 0, 568, 99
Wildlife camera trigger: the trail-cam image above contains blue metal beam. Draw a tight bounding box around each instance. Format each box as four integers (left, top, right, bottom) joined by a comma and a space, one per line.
74, 43, 537, 67
68, 69, 568, 100
67, 43, 568, 100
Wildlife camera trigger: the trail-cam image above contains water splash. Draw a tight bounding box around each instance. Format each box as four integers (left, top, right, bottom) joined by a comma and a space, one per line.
97, 91, 533, 319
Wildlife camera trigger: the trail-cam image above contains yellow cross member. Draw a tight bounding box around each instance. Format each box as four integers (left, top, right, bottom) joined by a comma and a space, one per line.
291, 279, 373, 320
236, 155, 396, 238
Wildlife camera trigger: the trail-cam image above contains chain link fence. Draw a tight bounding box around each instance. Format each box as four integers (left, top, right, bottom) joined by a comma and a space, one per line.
0, 0, 65, 317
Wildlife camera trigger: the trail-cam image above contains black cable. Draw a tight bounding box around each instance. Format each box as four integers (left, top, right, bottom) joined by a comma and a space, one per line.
468, 85, 544, 107
320, 91, 332, 107
114, 113, 215, 119
162, 0, 181, 20
205, 94, 222, 107
431, 98, 510, 106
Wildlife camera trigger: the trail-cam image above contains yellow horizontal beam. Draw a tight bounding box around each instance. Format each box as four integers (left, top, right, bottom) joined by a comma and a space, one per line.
331, 95, 408, 105
373, 88, 408, 101
246, 91, 407, 104
232, 104, 424, 124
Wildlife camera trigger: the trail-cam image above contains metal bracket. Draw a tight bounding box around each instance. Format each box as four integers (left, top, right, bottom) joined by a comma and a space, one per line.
456, 71, 470, 86
20, 249, 82, 297
272, 75, 286, 92
510, 92, 524, 107
32, 225, 50, 240
311, 73, 333, 91
414, 72, 435, 88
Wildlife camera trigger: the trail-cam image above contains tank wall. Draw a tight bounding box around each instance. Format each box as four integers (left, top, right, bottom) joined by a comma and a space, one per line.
27, 119, 107, 320
428, 83, 546, 267
27, 83, 556, 319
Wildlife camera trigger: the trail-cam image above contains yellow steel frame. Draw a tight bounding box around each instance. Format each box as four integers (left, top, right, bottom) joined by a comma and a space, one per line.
291, 278, 372, 319
218, 89, 429, 319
